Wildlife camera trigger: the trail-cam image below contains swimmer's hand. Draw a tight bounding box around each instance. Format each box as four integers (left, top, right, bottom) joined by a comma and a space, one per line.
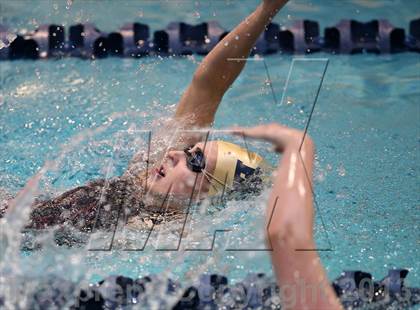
262, 0, 289, 12
230, 123, 312, 153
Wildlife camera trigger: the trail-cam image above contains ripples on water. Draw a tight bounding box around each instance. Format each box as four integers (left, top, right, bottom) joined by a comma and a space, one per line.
1, 0, 420, 306
1, 53, 419, 307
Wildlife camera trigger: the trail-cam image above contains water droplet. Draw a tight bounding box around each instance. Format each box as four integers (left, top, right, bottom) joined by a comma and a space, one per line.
65, 0, 73, 10
337, 164, 346, 177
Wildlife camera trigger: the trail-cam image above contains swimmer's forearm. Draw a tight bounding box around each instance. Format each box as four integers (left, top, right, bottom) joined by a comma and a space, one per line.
174, 2, 287, 129
267, 140, 315, 246
267, 141, 342, 310
193, 1, 288, 97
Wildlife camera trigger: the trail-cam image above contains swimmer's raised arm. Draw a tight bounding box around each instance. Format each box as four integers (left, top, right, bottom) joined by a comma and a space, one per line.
233, 123, 342, 310
175, 0, 289, 128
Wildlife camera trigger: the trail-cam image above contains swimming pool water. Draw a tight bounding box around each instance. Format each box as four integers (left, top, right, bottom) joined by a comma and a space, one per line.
0, 0, 419, 301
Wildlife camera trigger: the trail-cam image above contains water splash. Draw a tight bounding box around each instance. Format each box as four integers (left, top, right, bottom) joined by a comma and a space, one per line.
0, 112, 146, 307
0, 108, 276, 307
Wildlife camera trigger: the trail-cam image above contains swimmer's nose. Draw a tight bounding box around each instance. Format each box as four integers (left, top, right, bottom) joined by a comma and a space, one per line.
167, 150, 184, 166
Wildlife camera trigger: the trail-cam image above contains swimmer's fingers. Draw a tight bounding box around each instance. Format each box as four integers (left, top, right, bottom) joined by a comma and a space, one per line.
230, 124, 286, 152
230, 125, 274, 140
230, 123, 307, 153
230, 123, 291, 141
262, 0, 289, 13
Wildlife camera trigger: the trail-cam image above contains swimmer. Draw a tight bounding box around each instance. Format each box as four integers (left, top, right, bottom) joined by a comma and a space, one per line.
2, 0, 291, 231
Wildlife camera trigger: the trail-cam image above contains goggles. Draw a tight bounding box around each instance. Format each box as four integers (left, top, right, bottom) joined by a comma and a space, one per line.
184, 146, 206, 172
183, 146, 229, 191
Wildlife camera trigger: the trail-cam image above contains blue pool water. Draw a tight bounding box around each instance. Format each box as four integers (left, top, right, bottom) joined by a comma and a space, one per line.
0, 0, 419, 303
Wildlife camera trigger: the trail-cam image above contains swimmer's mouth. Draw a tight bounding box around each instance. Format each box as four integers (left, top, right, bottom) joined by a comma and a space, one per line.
155, 165, 166, 178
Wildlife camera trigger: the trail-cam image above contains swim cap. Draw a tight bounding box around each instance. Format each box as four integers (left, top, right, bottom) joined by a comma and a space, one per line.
207, 141, 267, 196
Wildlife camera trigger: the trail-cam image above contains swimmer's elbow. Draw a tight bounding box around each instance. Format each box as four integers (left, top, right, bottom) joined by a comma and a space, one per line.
301, 134, 315, 153
267, 224, 314, 250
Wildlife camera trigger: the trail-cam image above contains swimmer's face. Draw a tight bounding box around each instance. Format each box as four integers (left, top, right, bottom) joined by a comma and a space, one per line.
147, 141, 218, 199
